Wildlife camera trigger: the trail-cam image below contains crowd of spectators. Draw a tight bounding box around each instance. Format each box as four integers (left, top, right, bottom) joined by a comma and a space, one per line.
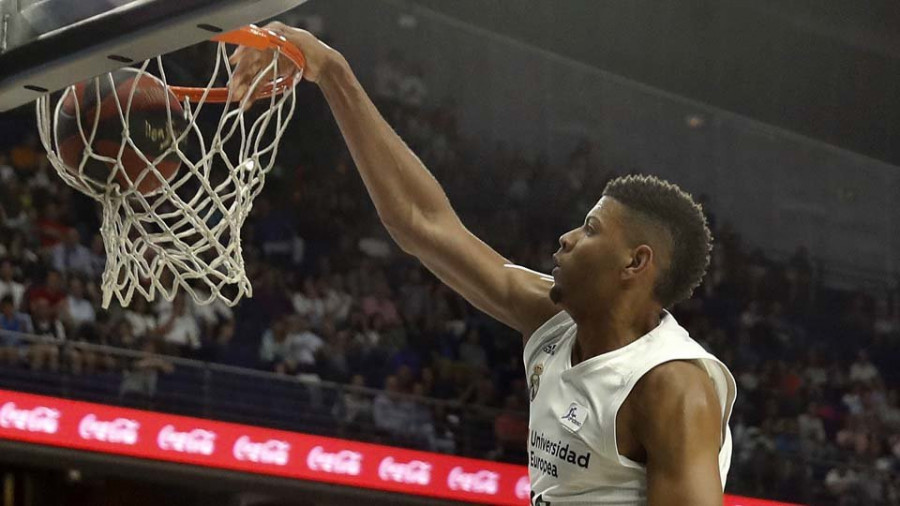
0, 43, 898, 505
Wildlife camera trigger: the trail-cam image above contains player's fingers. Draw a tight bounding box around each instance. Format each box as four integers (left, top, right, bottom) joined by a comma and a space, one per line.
227, 46, 245, 66
230, 53, 266, 101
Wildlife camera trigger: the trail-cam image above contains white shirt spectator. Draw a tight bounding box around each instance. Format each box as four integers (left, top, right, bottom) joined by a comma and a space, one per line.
259, 328, 294, 364
323, 288, 352, 323
291, 330, 324, 366
193, 297, 233, 327
162, 315, 201, 349
32, 317, 66, 342
797, 412, 826, 442
123, 309, 157, 339
373, 393, 410, 435
292, 292, 326, 325
849, 357, 879, 383
64, 295, 96, 327
804, 365, 828, 388
0, 279, 25, 309
824, 467, 858, 495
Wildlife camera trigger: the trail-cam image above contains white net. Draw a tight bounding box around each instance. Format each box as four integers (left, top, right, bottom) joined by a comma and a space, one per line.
35, 40, 300, 308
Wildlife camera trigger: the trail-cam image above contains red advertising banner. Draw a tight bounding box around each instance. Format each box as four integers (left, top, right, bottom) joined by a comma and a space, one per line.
0, 389, 798, 505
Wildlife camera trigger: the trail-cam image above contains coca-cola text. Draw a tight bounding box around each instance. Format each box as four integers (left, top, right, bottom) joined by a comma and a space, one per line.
306, 446, 362, 476
378, 456, 432, 485
78, 414, 139, 445
447, 466, 500, 495
233, 436, 290, 466
0, 402, 60, 434
157, 425, 216, 456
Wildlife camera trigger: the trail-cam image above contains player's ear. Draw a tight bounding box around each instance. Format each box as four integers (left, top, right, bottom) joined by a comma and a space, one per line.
622, 244, 653, 280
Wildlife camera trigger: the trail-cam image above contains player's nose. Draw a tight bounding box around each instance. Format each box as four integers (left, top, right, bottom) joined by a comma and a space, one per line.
558, 230, 574, 252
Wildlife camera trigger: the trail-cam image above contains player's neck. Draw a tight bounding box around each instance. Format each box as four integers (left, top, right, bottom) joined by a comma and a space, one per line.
570, 301, 662, 366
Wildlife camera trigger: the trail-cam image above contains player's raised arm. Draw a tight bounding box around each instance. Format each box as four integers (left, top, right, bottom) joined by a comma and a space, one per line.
230, 23, 559, 338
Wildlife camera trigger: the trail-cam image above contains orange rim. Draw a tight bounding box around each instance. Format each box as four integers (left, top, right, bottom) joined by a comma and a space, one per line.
168, 25, 306, 104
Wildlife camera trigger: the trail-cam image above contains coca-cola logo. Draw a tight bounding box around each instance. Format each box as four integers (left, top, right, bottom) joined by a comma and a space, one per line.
78, 414, 139, 445
232, 436, 290, 466
515, 475, 531, 499
447, 466, 500, 495
377, 456, 432, 485
0, 402, 60, 434
157, 425, 216, 456
306, 446, 362, 476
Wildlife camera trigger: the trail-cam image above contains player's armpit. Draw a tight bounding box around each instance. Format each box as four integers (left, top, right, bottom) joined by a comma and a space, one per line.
633, 361, 724, 506
400, 210, 560, 339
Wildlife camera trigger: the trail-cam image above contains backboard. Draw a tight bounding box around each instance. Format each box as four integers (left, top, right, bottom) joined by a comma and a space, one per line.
0, 0, 309, 112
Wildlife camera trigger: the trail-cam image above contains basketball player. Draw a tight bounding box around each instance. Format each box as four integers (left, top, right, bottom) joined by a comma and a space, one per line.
232, 24, 736, 505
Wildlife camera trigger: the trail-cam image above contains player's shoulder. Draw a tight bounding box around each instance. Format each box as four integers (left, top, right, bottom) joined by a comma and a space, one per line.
631, 360, 719, 416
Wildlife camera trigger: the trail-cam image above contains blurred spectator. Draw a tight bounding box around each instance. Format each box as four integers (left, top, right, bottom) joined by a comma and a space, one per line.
26, 269, 66, 313
120, 340, 174, 402
333, 374, 374, 432
109, 318, 140, 350
259, 317, 298, 374
404, 382, 438, 450
0, 294, 32, 365
849, 350, 880, 385
373, 375, 411, 438
0, 259, 25, 309
51, 228, 94, 276
156, 294, 201, 356
292, 277, 326, 326
797, 402, 826, 444
28, 297, 65, 371
122, 296, 157, 342
458, 326, 488, 371
193, 296, 233, 339
361, 278, 400, 326
825, 465, 859, 497
286, 314, 324, 374
60, 277, 96, 330
35, 202, 68, 249
0, 153, 13, 182
321, 274, 352, 323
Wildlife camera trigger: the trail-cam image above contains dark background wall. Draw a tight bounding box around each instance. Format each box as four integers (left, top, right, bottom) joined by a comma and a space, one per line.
407, 0, 900, 167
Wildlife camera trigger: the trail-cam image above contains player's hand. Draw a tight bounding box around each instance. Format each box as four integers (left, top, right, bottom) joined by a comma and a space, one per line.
228, 22, 342, 103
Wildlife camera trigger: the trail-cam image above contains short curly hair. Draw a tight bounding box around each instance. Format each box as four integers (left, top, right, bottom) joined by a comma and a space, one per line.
602, 174, 712, 308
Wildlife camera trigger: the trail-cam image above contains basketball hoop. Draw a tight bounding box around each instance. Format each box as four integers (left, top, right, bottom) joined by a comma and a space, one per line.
35, 25, 305, 308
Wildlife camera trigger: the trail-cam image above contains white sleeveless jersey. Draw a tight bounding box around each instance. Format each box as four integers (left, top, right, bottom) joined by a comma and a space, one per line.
524, 310, 737, 505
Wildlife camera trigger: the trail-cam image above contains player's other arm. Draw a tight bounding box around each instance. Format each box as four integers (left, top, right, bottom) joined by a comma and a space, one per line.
232, 24, 559, 338
634, 361, 725, 506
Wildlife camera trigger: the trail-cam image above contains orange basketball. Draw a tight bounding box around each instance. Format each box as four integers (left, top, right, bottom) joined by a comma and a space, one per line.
56, 68, 186, 195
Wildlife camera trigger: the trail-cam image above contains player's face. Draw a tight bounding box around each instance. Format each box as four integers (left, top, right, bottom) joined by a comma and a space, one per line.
550, 197, 632, 307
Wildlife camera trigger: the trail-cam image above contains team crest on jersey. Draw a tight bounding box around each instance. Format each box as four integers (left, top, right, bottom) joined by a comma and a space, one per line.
559, 401, 588, 433
541, 343, 557, 355
529, 364, 544, 401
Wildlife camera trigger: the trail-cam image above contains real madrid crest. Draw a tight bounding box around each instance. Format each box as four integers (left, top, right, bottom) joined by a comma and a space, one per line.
529, 363, 544, 401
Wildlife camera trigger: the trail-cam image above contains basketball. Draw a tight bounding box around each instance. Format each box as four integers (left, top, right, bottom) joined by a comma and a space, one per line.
56, 68, 186, 195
